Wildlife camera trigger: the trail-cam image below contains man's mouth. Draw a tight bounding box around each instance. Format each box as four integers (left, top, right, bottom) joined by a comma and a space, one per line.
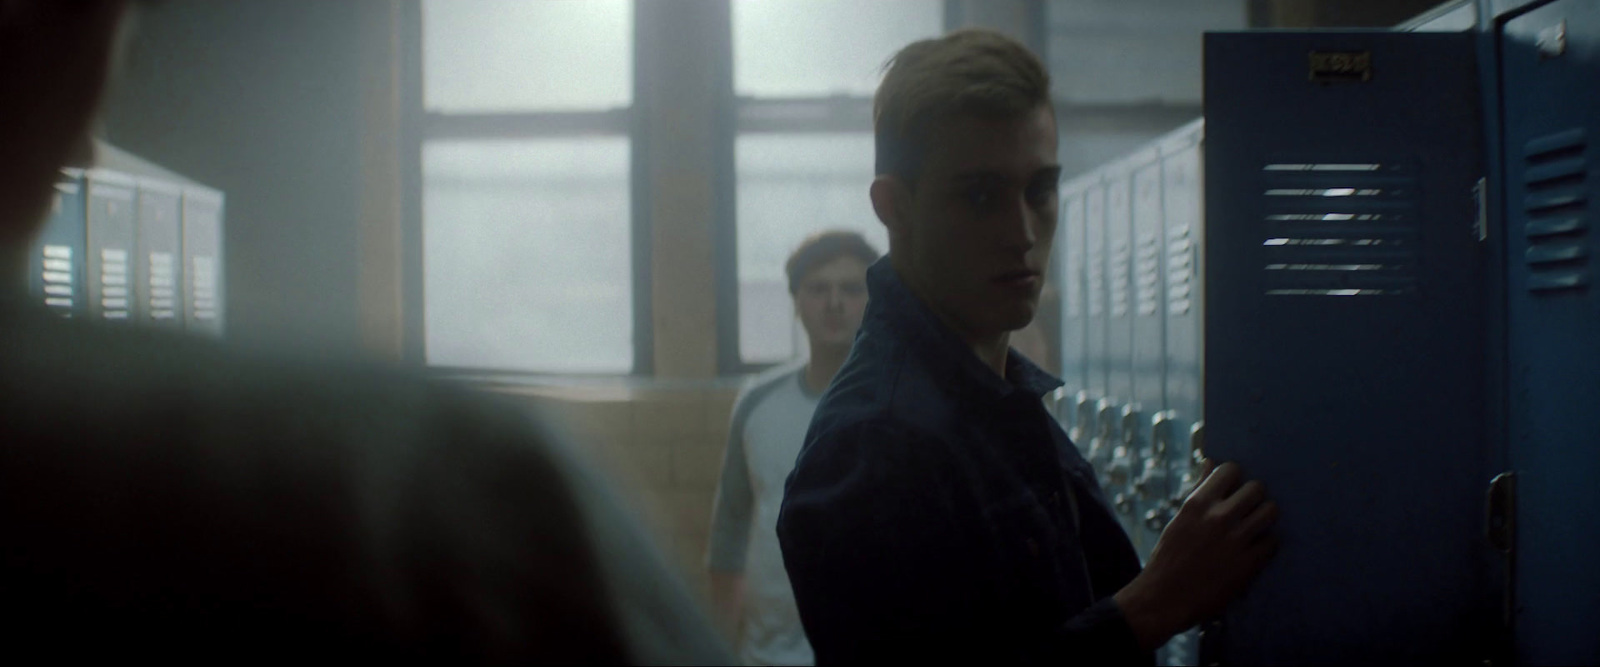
995, 269, 1042, 288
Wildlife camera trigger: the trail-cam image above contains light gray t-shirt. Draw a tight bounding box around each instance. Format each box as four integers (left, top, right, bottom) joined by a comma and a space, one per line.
708, 360, 821, 666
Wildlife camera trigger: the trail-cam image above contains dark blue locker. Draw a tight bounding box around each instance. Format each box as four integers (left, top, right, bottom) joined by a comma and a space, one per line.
182, 187, 225, 338
135, 180, 184, 329
1498, 1, 1600, 662
28, 171, 87, 318
1129, 151, 1166, 554
1058, 186, 1090, 441
85, 170, 137, 323
1203, 31, 1497, 663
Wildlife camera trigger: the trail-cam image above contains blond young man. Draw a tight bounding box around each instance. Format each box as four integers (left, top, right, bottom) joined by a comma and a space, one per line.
709, 231, 879, 666
777, 30, 1278, 664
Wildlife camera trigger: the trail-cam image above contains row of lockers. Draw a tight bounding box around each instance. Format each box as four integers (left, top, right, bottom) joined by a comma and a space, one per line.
1054, 118, 1205, 557
25, 142, 225, 337
1054, 1, 1599, 662
1051, 119, 1205, 666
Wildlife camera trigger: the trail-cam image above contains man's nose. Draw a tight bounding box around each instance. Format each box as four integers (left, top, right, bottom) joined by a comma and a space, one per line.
1000, 195, 1039, 252
825, 287, 844, 310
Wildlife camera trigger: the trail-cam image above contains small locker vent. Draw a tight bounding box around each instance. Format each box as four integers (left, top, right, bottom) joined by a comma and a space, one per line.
1259, 161, 1419, 297
1168, 224, 1194, 315
100, 247, 131, 320
40, 245, 74, 315
1137, 231, 1161, 316
192, 257, 220, 323
1521, 128, 1589, 294
1110, 239, 1131, 317
149, 252, 179, 321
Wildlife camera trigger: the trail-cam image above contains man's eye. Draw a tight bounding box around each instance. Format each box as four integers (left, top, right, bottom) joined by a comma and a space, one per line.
1026, 181, 1058, 207
965, 186, 996, 208
843, 284, 866, 296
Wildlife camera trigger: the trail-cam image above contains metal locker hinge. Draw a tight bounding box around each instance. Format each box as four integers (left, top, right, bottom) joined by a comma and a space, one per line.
1485, 470, 1517, 667
1486, 471, 1515, 554
1473, 177, 1489, 242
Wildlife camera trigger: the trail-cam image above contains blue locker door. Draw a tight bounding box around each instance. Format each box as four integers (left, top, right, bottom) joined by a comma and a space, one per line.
29, 172, 87, 318
1083, 183, 1111, 459
1500, 2, 1600, 662
1058, 186, 1090, 438
1130, 154, 1167, 554
1203, 31, 1496, 663
86, 170, 137, 324
135, 182, 184, 329
182, 189, 225, 338
1103, 168, 1139, 535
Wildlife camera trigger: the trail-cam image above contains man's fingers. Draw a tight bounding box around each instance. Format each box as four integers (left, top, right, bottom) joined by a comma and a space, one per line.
1190, 461, 1243, 504
1234, 499, 1278, 542
1217, 480, 1268, 518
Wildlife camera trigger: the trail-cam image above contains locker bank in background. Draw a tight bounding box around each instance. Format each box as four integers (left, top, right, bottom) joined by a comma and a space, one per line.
26, 141, 225, 338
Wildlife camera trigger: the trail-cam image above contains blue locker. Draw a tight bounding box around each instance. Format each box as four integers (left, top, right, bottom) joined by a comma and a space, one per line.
1202, 30, 1497, 663
1498, 0, 1600, 662
1057, 185, 1090, 441
1158, 124, 1205, 527
182, 187, 225, 338
1156, 123, 1205, 667
1083, 182, 1113, 467
135, 180, 184, 329
1102, 165, 1140, 535
85, 170, 137, 323
28, 171, 87, 318
1128, 149, 1166, 554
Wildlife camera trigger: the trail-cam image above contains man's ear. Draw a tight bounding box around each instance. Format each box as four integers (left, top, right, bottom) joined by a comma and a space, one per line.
870, 175, 909, 239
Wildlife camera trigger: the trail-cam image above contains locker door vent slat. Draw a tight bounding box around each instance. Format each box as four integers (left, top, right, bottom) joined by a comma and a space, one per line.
1523, 128, 1590, 295
1259, 160, 1419, 296
1167, 224, 1194, 315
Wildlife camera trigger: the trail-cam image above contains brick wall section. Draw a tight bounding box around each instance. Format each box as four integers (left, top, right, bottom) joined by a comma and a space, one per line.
487, 384, 740, 607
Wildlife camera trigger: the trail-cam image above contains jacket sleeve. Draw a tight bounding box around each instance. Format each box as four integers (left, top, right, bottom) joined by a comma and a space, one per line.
776, 418, 1150, 666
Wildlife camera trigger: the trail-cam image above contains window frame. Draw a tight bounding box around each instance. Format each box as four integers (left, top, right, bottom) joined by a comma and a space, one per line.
715, 95, 880, 374
400, 0, 651, 376
399, 0, 1055, 378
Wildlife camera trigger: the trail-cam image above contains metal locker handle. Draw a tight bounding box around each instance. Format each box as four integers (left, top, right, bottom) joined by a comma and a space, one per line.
1108, 403, 1141, 487
1120, 404, 1143, 447
1136, 411, 1176, 502
1071, 391, 1098, 443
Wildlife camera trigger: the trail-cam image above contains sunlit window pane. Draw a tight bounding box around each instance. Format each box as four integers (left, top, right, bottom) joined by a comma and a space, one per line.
737, 133, 888, 363
423, 0, 632, 112
424, 138, 632, 373
733, 0, 943, 98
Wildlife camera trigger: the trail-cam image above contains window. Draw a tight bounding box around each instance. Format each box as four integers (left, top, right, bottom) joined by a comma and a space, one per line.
729, 0, 942, 367
420, 0, 635, 373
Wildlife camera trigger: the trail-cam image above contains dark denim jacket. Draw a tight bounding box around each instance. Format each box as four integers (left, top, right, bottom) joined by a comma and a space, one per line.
777, 258, 1152, 665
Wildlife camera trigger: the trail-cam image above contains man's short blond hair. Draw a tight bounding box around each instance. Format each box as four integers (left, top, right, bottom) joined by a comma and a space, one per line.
874, 29, 1052, 185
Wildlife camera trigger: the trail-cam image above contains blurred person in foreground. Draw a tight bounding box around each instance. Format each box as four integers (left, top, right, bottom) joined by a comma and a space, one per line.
707, 231, 879, 665
0, 1, 731, 662
776, 30, 1279, 665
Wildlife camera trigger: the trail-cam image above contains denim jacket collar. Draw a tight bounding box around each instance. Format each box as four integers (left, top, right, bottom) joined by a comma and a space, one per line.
863, 256, 1062, 403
